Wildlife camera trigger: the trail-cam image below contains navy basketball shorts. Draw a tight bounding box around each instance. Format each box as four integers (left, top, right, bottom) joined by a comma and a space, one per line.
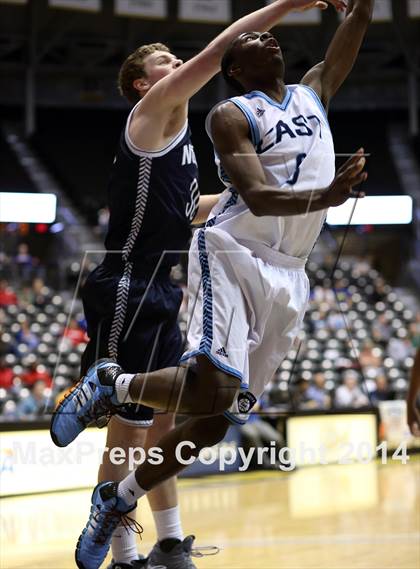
80, 263, 183, 427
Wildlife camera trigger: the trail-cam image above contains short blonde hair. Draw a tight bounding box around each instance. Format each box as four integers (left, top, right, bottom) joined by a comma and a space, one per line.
118, 43, 171, 103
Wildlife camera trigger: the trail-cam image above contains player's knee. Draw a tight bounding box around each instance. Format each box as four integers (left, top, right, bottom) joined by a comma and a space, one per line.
147, 413, 175, 444
195, 356, 240, 415
188, 415, 231, 451
107, 416, 147, 448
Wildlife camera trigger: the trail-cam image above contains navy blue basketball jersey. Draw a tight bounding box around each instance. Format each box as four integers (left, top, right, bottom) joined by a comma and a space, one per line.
105, 119, 199, 272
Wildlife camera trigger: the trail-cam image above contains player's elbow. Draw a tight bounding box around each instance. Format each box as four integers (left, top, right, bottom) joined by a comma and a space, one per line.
245, 191, 266, 217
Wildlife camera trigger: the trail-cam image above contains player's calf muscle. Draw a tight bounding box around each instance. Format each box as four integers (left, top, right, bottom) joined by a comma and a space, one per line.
128, 364, 239, 416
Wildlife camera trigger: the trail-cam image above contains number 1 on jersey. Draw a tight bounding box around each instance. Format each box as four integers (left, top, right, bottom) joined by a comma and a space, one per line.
286, 153, 307, 186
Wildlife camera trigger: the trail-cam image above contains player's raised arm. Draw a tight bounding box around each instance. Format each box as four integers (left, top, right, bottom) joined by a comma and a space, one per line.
301, 0, 374, 108
139, 0, 345, 116
210, 103, 367, 217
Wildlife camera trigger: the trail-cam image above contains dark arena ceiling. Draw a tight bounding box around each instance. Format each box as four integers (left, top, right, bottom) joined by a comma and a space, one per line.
0, 0, 419, 111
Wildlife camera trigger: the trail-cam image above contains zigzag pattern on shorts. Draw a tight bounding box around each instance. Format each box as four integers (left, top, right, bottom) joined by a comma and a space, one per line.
198, 229, 213, 353
108, 261, 133, 359
205, 188, 239, 229
123, 157, 153, 261
108, 156, 152, 359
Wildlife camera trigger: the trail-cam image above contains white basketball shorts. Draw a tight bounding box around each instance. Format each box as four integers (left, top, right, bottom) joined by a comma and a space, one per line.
180, 226, 310, 424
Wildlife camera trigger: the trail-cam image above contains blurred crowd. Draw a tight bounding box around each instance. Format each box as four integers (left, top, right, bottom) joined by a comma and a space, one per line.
0, 256, 88, 420
265, 257, 419, 412
0, 243, 46, 285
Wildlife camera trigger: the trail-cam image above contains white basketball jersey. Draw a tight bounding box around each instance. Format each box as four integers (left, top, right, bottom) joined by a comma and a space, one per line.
205, 84, 336, 259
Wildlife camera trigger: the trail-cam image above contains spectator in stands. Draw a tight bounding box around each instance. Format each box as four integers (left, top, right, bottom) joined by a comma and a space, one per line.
372, 313, 392, 345
15, 320, 39, 352
14, 243, 33, 283
335, 370, 369, 408
327, 310, 345, 330
18, 284, 35, 307
352, 255, 372, 277
16, 380, 52, 419
32, 277, 49, 307
359, 340, 382, 368
369, 278, 387, 303
64, 318, 88, 346
240, 398, 285, 470
0, 280, 17, 306
21, 362, 52, 388
371, 374, 393, 405
313, 307, 329, 330
306, 372, 332, 410
293, 378, 318, 410
0, 357, 13, 389
1, 400, 18, 421
388, 329, 414, 362
312, 284, 335, 305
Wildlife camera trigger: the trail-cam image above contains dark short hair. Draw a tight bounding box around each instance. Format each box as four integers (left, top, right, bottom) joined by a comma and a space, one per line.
118, 43, 171, 103
221, 38, 246, 95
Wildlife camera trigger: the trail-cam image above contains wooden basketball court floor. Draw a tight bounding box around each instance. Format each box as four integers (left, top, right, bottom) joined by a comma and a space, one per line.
1, 459, 419, 569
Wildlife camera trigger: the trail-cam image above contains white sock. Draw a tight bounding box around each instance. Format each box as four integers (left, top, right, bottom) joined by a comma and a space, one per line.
152, 506, 184, 542
111, 517, 139, 564
117, 470, 147, 506
115, 374, 136, 404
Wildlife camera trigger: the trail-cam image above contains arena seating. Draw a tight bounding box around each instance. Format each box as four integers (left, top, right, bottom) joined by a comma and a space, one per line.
0, 131, 36, 193
265, 259, 417, 408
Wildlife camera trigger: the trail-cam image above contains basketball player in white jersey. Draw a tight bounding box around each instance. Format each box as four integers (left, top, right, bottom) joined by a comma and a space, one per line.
51, 1, 375, 566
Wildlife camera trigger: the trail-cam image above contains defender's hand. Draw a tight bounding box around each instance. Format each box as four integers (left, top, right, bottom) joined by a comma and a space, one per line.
292, 0, 347, 12
324, 148, 368, 208
407, 391, 420, 437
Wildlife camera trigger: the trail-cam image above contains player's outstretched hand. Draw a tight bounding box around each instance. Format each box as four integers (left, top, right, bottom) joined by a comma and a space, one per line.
407, 348, 420, 437
407, 391, 420, 437
292, 0, 347, 13
324, 148, 368, 207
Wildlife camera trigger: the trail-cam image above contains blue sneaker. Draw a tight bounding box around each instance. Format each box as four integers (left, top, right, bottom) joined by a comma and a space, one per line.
76, 482, 142, 569
50, 358, 124, 447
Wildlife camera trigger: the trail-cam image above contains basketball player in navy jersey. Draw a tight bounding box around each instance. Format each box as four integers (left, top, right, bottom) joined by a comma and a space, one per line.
50, 2, 348, 568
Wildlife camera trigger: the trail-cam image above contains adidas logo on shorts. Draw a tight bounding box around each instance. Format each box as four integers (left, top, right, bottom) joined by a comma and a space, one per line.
216, 347, 229, 358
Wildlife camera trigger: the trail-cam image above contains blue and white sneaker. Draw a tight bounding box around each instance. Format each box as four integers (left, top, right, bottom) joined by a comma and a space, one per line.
76, 481, 142, 569
50, 358, 124, 447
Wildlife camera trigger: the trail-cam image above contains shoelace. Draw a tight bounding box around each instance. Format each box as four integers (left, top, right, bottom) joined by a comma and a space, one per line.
73, 389, 122, 428
92, 509, 143, 545
191, 546, 220, 558
119, 513, 144, 540
85, 397, 122, 428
